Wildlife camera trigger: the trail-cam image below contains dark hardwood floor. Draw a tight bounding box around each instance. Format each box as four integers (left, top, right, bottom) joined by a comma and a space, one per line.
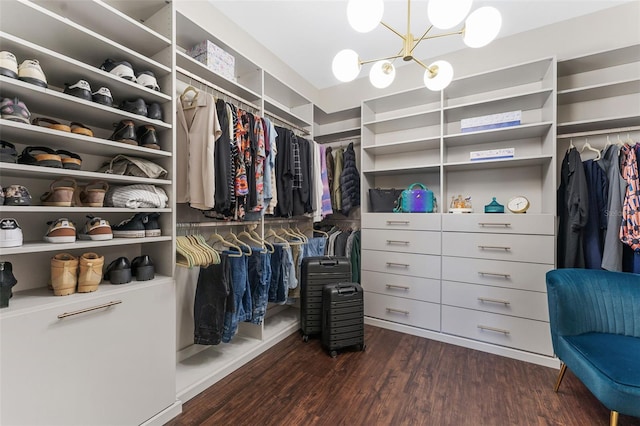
166, 325, 640, 426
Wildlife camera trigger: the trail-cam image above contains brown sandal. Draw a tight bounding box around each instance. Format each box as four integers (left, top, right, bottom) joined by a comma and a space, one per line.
40, 178, 77, 207
32, 117, 71, 132
70, 122, 94, 137
75, 180, 109, 207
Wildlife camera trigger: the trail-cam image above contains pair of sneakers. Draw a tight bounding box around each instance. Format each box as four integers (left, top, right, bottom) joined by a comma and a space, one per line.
0, 51, 47, 88
99, 59, 160, 92
63, 80, 113, 107
111, 212, 161, 238
43, 216, 113, 243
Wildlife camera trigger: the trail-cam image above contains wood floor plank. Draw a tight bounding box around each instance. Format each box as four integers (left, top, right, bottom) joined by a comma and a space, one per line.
167, 326, 640, 426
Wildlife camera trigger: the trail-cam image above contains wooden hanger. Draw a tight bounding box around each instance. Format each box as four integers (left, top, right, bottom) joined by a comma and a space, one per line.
180, 85, 199, 110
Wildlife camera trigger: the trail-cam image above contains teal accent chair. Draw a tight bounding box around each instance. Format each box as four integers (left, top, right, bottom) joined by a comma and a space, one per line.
546, 269, 640, 426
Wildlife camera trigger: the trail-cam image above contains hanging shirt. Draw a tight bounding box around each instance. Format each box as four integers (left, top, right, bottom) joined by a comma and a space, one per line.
599, 144, 626, 271
620, 143, 640, 251
176, 91, 221, 210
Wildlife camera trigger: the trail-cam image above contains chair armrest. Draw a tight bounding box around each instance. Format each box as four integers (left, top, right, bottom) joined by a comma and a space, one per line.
546, 269, 640, 341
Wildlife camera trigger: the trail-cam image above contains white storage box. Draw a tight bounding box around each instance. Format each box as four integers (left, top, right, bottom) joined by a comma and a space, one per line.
187, 40, 235, 81
461, 110, 521, 133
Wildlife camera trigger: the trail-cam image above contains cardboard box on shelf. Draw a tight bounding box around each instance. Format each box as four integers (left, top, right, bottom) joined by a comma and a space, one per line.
187, 40, 235, 81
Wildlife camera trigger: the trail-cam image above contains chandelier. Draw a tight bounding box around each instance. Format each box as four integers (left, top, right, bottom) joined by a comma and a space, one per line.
332, 0, 502, 90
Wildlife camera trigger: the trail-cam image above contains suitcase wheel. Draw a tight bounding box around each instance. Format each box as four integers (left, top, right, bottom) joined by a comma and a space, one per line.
302, 335, 309, 343
330, 350, 338, 358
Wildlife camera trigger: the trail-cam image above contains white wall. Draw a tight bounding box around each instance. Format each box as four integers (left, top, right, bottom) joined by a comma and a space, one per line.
177, 1, 639, 115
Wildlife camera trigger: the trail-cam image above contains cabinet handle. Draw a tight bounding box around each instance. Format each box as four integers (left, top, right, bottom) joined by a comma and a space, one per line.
386, 240, 410, 245
386, 220, 410, 225
57, 300, 122, 319
386, 284, 410, 291
478, 245, 511, 251
477, 297, 511, 305
386, 262, 410, 268
478, 271, 511, 279
478, 222, 511, 227
477, 325, 510, 335
386, 307, 410, 315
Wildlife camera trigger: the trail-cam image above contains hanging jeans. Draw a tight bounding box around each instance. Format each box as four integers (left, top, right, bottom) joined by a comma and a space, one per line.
222, 250, 251, 343
194, 255, 231, 345
269, 244, 284, 303
248, 248, 272, 325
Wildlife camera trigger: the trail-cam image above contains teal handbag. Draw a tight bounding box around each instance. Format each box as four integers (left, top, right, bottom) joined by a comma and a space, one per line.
394, 183, 434, 213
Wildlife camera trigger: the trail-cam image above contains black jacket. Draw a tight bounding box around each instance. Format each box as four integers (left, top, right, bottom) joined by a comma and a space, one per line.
339, 142, 360, 215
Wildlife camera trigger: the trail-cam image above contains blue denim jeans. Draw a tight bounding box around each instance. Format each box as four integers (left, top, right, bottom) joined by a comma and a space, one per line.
222, 250, 251, 343
248, 249, 271, 324
269, 244, 284, 303
194, 255, 231, 345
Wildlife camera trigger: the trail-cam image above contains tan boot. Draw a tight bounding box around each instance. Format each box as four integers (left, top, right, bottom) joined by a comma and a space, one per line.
77, 252, 104, 293
51, 253, 78, 296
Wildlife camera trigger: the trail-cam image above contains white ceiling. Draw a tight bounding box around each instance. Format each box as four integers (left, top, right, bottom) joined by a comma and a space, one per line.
210, 0, 633, 90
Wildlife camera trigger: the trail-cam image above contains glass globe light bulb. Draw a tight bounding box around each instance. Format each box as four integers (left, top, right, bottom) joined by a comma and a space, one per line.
347, 0, 384, 33
428, 0, 473, 30
369, 60, 396, 89
332, 49, 361, 82
424, 60, 453, 91
464, 6, 502, 48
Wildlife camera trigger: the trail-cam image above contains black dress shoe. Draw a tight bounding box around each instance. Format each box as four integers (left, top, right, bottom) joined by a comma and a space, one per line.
131, 255, 154, 281
120, 98, 147, 116
109, 120, 137, 145
0, 261, 18, 308
104, 257, 131, 284
146, 102, 163, 120
136, 125, 159, 150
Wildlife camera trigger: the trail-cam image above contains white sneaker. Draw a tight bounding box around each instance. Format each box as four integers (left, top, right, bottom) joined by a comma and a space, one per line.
18, 59, 47, 88
0, 51, 18, 79
0, 218, 23, 248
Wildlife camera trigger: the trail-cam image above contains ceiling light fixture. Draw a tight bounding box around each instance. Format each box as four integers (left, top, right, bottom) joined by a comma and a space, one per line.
332, 0, 502, 90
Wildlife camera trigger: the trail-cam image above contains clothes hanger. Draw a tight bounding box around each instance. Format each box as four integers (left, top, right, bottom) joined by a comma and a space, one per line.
249, 228, 275, 253
265, 228, 291, 248
189, 234, 220, 265
580, 138, 601, 161
208, 230, 243, 256
224, 231, 253, 255
292, 226, 309, 243
238, 229, 267, 253
176, 236, 196, 267
277, 226, 304, 245
180, 85, 199, 110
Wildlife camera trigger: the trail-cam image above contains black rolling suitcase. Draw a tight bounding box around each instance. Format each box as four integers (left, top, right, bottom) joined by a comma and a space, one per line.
322, 282, 365, 357
300, 256, 351, 341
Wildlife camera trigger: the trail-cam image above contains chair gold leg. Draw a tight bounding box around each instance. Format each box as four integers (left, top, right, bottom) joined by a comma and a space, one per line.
610, 411, 618, 426
554, 363, 567, 392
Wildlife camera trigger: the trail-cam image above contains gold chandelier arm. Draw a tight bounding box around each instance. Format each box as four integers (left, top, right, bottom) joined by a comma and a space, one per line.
411, 24, 434, 54
417, 28, 465, 43
411, 57, 429, 70
380, 21, 406, 41
360, 52, 404, 66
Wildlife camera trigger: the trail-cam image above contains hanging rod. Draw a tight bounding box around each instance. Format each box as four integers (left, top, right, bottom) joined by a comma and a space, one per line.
264, 110, 310, 136
176, 66, 261, 112
557, 125, 640, 139
176, 217, 311, 228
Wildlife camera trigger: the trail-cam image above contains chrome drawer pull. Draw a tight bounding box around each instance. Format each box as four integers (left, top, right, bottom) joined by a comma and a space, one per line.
478, 297, 511, 305
386, 307, 410, 315
386, 240, 410, 245
478, 222, 511, 227
477, 325, 510, 335
386, 284, 410, 290
478, 245, 511, 251
386, 220, 410, 225
57, 300, 122, 319
386, 262, 410, 268
478, 271, 511, 279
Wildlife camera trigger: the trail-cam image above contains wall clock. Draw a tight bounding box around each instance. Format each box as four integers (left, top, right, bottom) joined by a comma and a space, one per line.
507, 196, 530, 213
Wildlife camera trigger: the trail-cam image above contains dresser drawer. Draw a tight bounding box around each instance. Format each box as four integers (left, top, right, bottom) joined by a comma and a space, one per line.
441, 305, 553, 355
442, 281, 549, 321
362, 229, 441, 255
0, 280, 176, 426
365, 291, 440, 331
362, 213, 440, 231
361, 270, 440, 303
442, 232, 554, 264
361, 249, 441, 279
442, 214, 555, 235
442, 257, 552, 292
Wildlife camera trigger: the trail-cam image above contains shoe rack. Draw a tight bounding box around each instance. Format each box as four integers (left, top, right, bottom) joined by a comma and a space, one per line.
0, 1, 178, 425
